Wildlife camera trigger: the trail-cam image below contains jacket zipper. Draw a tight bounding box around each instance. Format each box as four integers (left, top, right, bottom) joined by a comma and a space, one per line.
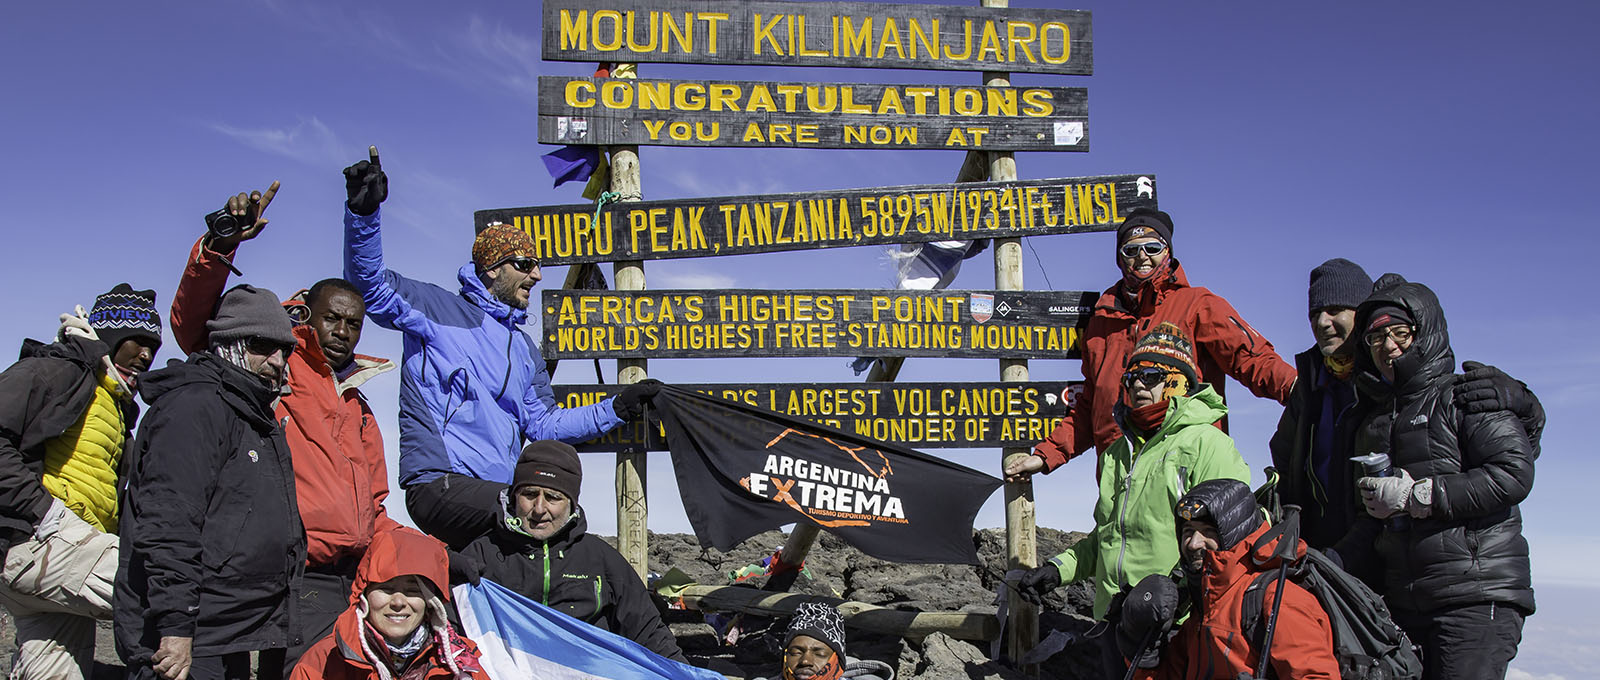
542, 543, 552, 604
594, 574, 604, 612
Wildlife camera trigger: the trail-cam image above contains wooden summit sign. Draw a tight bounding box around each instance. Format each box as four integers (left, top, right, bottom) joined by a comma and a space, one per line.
542, 0, 1092, 76
554, 381, 1079, 451
478, 174, 1155, 266
538, 76, 1088, 150
541, 289, 1097, 360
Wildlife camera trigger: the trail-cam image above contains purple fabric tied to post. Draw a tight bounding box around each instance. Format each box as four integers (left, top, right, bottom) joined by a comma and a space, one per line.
541, 145, 601, 187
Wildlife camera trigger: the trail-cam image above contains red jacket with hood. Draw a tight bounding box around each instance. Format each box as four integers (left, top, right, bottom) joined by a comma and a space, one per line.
1139, 521, 1338, 680
290, 527, 488, 680
171, 237, 400, 566
1034, 262, 1295, 471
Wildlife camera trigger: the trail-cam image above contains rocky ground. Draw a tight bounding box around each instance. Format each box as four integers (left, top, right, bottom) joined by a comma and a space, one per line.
2, 529, 1101, 679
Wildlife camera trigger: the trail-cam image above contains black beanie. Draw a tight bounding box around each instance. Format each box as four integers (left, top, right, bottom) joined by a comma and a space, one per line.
89, 283, 162, 354
1365, 304, 1415, 334
513, 441, 583, 502
785, 601, 846, 660
206, 284, 296, 346
1307, 258, 1372, 315
1175, 479, 1262, 551
1116, 208, 1174, 247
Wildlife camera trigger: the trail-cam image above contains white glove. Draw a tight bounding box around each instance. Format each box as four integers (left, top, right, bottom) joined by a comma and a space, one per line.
1357, 468, 1421, 519
58, 305, 97, 342
33, 498, 68, 542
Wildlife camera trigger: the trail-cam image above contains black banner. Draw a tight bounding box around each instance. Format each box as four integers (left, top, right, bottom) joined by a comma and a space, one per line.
654, 385, 1002, 565
555, 381, 1077, 450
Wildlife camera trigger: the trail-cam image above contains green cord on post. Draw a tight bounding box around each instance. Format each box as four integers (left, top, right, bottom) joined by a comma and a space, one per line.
593, 190, 621, 226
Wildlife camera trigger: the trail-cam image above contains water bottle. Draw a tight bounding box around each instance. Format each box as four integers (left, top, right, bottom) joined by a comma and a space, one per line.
1351, 452, 1410, 531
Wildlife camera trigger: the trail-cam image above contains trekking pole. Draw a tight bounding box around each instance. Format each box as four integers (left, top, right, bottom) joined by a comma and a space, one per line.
1122, 626, 1159, 680
1253, 506, 1302, 680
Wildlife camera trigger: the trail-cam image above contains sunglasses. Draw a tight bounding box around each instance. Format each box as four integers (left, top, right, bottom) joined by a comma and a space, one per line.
1122, 366, 1172, 390
1119, 241, 1168, 258
495, 255, 541, 273
1363, 325, 1415, 347
247, 337, 295, 358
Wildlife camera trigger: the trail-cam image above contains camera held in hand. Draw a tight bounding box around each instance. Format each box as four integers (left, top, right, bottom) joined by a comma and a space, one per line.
204, 208, 249, 239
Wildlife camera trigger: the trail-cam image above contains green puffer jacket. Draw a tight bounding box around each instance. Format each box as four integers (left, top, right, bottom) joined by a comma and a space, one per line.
1047, 385, 1251, 618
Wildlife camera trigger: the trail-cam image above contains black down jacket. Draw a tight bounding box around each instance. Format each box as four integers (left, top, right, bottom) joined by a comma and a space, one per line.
114, 353, 306, 662
1349, 281, 1535, 616
459, 498, 685, 661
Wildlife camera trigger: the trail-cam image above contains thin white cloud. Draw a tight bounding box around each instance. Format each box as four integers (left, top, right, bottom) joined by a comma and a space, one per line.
649, 270, 738, 289
1508, 670, 1568, 680
208, 116, 346, 166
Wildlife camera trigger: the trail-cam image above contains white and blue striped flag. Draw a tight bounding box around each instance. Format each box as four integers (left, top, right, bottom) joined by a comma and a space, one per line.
453, 579, 724, 680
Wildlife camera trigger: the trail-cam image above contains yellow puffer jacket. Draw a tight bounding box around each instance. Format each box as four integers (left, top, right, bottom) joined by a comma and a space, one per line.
40, 371, 128, 533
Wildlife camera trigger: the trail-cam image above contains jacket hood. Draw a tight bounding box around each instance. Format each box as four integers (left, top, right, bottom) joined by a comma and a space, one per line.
457, 263, 527, 326
1194, 520, 1305, 609
333, 528, 482, 679
494, 489, 588, 551
137, 352, 279, 428
348, 527, 452, 607
18, 335, 109, 367
1352, 280, 1453, 395
1114, 383, 1227, 439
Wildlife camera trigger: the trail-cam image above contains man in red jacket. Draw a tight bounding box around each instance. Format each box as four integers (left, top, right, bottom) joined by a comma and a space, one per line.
168, 184, 401, 675
1006, 209, 1296, 480
1122, 479, 1338, 680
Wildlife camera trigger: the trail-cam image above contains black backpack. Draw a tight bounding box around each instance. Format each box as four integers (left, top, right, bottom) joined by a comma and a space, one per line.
1239, 504, 1423, 680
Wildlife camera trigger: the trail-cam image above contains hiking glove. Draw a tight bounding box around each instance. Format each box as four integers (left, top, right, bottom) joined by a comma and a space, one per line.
448, 549, 484, 586
1454, 361, 1532, 414
344, 158, 388, 216
1357, 468, 1419, 519
1017, 564, 1062, 606
58, 305, 97, 343
1117, 573, 1179, 668
613, 379, 663, 421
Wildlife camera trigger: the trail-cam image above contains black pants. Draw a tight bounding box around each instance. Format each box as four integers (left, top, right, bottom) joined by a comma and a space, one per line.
405, 474, 507, 551
1393, 602, 1526, 680
127, 649, 283, 680
281, 563, 358, 676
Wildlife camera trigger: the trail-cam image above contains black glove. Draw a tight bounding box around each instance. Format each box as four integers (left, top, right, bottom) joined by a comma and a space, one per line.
448, 549, 484, 586
1454, 360, 1542, 415
1016, 564, 1062, 606
343, 158, 388, 216
1116, 574, 1179, 668
612, 379, 663, 421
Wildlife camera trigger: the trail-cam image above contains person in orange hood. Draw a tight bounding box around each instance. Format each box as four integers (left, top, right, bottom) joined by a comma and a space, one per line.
289, 527, 488, 680
1124, 479, 1337, 680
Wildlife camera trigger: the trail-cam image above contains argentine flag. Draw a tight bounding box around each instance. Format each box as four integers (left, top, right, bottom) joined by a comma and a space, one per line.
453, 579, 723, 680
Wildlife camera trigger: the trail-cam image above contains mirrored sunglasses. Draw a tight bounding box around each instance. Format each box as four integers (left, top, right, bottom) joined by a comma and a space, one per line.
1119, 241, 1167, 258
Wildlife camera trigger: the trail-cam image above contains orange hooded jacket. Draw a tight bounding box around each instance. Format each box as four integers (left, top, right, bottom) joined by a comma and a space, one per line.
1138, 521, 1339, 680
289, 527, 488, 680
1033, 262, 1296, 471
171, 237, 401, 566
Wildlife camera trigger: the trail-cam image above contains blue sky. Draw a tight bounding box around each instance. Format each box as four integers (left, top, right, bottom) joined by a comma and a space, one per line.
2, 2, 1593, 677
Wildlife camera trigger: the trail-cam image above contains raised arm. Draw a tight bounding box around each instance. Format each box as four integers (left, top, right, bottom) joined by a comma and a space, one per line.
517, 338, 625, 443
171, 183, 279, 354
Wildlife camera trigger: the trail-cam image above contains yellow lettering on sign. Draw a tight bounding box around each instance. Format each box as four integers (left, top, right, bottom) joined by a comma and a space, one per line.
1007, 21, 1038, 63
977, 21, 1004, 62
1041, 22, 1071, 64
701, 13, 728, 54
796, 15, 827, 57
559, 10, 588, 50
673, 83, 705, 110
754, 13, 784, 55
908, 18, 938, 60
805, 85, 837, 113
876, 17, 904, 59
592, 11, 624, 51
625, 12, 658, 53
747, 85, 777, 113
1022, 89, 1054, 117
564, 81, 596, 108
944, 20, 973, 60
839, 16, 872, 58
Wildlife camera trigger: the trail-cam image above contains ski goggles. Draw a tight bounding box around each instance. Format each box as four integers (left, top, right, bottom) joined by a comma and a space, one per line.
1118, 241, 1168, 258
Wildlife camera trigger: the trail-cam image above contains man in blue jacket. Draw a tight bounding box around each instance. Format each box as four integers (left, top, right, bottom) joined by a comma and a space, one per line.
341, 152, 659, 549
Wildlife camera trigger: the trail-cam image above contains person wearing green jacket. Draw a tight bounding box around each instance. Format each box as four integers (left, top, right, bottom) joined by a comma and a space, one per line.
1017, 322, 1250, 677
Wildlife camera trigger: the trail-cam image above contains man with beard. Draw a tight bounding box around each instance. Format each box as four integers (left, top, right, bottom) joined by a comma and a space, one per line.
115, 284, 306, 680
340, 152, 661, 550
0, 285, 162, 679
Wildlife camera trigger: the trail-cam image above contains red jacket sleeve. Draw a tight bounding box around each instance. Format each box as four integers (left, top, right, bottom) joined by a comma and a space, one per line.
1192, 292, 1297, 405
170, 236, 238, 355
1032, 390, 1093, 472
361, 399, 403, 536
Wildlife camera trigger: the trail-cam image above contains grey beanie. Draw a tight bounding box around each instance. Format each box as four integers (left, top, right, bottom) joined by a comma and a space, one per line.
1307, 258, 1372, 315
206, 284, 296, 346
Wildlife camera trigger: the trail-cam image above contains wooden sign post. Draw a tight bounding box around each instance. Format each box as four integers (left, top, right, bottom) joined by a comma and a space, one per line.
609, 62, 653, 581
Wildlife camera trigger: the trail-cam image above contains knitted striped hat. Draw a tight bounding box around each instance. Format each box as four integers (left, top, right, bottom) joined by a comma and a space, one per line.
472, 222, 536, 271
88, 284, 162, 354
1127, 322, 1198, 392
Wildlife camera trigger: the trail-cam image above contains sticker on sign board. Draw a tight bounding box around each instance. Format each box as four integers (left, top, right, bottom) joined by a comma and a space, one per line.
559, 117, 589, 141
970, 293, 994, 324
1137, 176, 1155, 198
1053, 121, 1084, 146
